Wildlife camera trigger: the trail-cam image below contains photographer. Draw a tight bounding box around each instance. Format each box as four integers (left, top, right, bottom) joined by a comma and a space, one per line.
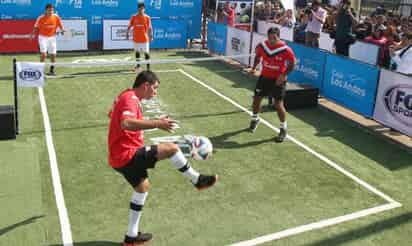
305, 0, 327, 48
334, 0, 357, 56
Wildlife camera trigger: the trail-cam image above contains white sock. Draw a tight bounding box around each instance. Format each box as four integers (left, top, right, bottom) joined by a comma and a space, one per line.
126, 192, 148, 238
280, 121, 287, 130
170, 149, 200, 184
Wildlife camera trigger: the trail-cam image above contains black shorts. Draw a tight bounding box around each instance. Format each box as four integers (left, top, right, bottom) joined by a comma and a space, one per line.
254, 76, 286, 100
114, 145, 158, 188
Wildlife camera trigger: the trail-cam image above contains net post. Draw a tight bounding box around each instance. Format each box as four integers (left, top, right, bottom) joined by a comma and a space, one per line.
13, 57, 19, 135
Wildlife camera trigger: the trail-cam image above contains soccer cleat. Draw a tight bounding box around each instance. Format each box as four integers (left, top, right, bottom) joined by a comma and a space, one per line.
248, 118, 260, 133
193, 174, 218, 191
123, 232, 152, 246
275, 128, 287, 143
46, 71, 56, 76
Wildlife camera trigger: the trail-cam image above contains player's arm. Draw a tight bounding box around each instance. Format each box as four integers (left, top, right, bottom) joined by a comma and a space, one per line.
57, 16, 65, 34
250, 45, 262, 74
147, 17, 153, 41
30, 17, 40, 39
126, 17, 133, 40
276, 48, 296, 85
121, 117, 176, 132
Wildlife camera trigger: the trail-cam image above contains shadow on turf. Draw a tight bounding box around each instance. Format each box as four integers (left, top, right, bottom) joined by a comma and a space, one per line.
210, 128, 276, 149
304, 211, 412, 246
0, 215, 44, 236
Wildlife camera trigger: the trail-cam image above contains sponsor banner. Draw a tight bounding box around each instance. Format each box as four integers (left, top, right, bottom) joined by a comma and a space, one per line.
57, 19, 88, 51
103, 19, 187, 50
0, 0, 201, 41
256, 21, 293, 41
0, 20, 38, 53
373, 69, 412, 137
207, 22, 227, 54
323, 54, 380, 117
225, 26, 251, 65
16, 62, 45, 87
349, 41, 379, 66
287, 41, 325, 90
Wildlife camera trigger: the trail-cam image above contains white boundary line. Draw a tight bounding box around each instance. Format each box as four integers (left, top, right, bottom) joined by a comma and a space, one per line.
38, 88, 73, 246
177, 69, 402, 245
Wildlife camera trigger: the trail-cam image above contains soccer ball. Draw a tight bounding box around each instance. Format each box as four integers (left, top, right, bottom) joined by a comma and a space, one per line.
191, 136, 213, 160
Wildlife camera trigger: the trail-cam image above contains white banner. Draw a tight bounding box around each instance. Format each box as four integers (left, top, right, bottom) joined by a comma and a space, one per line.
103, 19, 133, 50
349, 41, 379, 66
16, 62, 45, 88
57, 20, 88, 51
373, 69, 412, 137
225, 26, 251, 66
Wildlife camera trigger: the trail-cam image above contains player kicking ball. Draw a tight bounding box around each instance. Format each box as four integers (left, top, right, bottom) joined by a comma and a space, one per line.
248, 27, 296, 142
108, 70, 218, 245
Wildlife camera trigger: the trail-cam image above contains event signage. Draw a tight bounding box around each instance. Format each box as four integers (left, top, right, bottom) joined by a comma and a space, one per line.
225, 26, 250, 65
103, 19, 187, 50
0, 20, 38, 53
16, 62, 45, 88
323, 54, 379, 117
207, 22, 227, 54
373, 69, 412, 137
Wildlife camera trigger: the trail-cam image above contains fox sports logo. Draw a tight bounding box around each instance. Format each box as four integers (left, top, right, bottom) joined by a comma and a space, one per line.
19, 69, 42, 81
384, 85, 412, 127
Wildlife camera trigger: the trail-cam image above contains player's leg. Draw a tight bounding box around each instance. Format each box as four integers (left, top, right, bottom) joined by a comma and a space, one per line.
38, 35, 47, 63
133, 42, 141, 71
156, 142, 218, 190
273, 84, 287, 142
143, 42, 150, 71
249, 76, 266, 132
116, 147, 157, 246
48, 36, 57, 75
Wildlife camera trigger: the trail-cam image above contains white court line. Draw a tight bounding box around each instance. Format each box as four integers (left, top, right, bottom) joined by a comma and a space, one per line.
177, 69, 402, 245
38, 88, 73, 246
228, 202, 401, 246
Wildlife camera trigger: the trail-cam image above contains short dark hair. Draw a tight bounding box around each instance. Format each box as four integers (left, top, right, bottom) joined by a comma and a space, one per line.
267, 26, 280, 37
45, 3, 53, 10
312, 0, 321, 7
138, 3, 145, 8
133, 70, 159, 88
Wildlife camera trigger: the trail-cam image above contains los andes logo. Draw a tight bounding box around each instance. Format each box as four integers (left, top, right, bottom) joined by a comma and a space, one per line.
384, 85, 412, 127
19, 69, 42, 81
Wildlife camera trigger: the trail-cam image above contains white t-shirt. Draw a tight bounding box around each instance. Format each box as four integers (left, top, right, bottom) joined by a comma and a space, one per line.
392, 45, 412, 75
305, 7, 327, 34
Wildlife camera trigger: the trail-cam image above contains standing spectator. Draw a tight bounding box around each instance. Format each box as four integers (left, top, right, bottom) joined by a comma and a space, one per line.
295, 0, 308, 10
364, 25, 388, 67
390, 32, 412, 76
126, 3, 153, 71
223, 1, 235, 26
277, 9, 295, 27
305, 0, 327, 48
30, 3, 65, 76
294, 11, 309, 44
334, 0, 357, 56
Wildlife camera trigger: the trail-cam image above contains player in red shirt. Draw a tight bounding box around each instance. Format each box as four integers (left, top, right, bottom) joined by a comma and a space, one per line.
249, 27, 296, 142
108, 71, 218, 246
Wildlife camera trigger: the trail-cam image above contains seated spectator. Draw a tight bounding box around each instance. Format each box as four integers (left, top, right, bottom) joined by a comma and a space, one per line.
364, 25, 388, 67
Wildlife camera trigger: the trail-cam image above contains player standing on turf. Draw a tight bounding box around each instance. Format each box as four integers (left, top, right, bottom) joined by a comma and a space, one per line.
30, 3, 64, 76
108, 70, 218, 246
248, 27, 296, 142
126, 2, 153, 72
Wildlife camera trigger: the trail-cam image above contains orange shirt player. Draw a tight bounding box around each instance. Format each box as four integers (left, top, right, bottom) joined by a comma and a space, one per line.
30, 3, 64, 76
126, 2, 153, 71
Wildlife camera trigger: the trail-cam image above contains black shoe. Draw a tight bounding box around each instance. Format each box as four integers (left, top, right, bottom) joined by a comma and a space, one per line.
193, 174, 218, 191
123, 232, 152, 246
275, 128, 287, 143
249, 118, 260, 133
46, 71, 56, 76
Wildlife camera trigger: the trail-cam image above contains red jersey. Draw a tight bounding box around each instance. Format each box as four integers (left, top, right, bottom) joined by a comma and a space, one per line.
108, 89, 144, 168
255, 40, 296, 80
34, 14, 63, 37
